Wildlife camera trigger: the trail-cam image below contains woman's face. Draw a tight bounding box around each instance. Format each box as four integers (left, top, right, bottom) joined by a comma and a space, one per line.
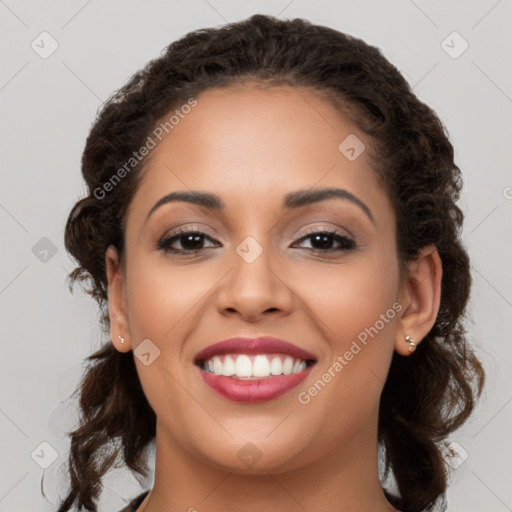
107, 84, 412, 473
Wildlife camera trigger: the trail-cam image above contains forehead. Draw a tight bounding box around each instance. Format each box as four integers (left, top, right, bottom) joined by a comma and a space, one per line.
125, 84, 391, 228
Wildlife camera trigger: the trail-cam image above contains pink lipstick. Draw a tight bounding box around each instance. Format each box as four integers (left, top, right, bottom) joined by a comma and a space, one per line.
194, 337, 317, 403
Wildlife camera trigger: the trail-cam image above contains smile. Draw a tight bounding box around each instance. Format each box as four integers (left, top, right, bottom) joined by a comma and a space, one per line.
193, 336, 317, 403
200, 353, 313, 378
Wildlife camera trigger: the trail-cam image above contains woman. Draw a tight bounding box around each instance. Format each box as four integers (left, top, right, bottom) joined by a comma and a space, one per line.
58, 14, 485, 512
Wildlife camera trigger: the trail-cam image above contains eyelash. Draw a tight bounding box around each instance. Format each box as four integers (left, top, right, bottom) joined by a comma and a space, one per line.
157, 226, 356, 255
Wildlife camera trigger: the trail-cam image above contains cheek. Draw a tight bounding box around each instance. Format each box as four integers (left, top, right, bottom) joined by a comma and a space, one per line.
296, 250, 399, 404
301, 254, 399, 344
292, 261, 399, 449
124, 258, 210, 415
125, 257, 215, 340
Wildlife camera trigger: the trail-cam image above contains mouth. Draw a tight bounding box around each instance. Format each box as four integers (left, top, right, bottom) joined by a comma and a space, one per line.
194, 337, 317, 403
197, 353, 316, 378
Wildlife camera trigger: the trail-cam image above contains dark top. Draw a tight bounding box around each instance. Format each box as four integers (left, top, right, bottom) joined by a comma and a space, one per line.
118, 491, 150, 512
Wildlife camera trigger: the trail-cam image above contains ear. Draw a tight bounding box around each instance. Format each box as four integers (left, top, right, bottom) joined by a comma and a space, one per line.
395, 244, 443, 356
105, 244, 132, 352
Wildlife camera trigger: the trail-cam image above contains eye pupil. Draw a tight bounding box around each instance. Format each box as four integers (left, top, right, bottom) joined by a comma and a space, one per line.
311, 233, 333, 250
181, 234, 204, 250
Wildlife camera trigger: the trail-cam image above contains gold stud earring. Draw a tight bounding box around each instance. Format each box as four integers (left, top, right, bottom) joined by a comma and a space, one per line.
404, 335, 417, 353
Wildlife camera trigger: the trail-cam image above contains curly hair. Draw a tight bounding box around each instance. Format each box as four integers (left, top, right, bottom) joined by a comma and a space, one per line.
57, 14, 485, 512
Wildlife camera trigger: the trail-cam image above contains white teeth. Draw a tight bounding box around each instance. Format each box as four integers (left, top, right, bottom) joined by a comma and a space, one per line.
270, 356, 282, 375
235, 354, 252, 377
213, 356, 223, 375
253, 355, 271, 377
282, 356, 294, 375
222, 355, 236, 376
201, 353, 311, 379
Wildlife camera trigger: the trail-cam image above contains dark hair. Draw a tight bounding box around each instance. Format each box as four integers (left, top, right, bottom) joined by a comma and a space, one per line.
58, 14, 485, 512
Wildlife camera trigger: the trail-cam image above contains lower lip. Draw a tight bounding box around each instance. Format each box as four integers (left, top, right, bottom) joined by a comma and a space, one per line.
197, 365, 315, 403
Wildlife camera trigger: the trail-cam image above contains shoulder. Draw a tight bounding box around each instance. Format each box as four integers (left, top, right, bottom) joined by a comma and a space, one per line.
117, 490, 150, 512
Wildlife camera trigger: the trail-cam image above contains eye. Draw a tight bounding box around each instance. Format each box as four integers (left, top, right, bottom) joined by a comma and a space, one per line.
157, 227, 219, 254
291, 228, 356, 253
157, 226, 356, 255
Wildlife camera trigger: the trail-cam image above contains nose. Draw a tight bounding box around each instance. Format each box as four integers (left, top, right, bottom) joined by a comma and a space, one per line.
216, 240, 294, 322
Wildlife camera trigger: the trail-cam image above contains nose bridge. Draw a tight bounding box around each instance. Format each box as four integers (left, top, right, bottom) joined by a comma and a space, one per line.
216, 230, 292, 318
232, 231, 277, 292
228, 200, 275, 268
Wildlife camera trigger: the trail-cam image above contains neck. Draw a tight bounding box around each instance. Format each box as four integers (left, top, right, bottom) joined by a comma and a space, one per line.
141, 411, 399, 512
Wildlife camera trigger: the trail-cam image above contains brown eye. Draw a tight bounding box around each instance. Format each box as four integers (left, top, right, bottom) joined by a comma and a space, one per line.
157, 227, 356, 255
292, 229, 355, 252
158, 229, 219, 253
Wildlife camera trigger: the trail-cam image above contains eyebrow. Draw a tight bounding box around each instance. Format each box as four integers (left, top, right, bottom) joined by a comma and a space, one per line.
144, 186, 375, 225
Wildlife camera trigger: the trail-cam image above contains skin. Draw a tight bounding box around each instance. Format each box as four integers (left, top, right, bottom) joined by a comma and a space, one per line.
105, 84, 442, 512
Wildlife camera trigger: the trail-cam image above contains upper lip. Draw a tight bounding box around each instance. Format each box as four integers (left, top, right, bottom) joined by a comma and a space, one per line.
194, 337, 317, 364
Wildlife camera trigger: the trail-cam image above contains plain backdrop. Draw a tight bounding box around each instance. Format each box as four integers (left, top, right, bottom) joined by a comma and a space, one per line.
1, 1, 511, 511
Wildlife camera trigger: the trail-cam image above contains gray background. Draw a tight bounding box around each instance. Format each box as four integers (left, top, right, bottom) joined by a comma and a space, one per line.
1, 0, 511, 510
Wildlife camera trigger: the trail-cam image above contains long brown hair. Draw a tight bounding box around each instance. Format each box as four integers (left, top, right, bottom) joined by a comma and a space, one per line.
57, 14, 485, 512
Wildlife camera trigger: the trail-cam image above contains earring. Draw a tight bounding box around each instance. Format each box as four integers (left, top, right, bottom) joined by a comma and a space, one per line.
118, 335, 125, 344
404, 335, 417, 353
